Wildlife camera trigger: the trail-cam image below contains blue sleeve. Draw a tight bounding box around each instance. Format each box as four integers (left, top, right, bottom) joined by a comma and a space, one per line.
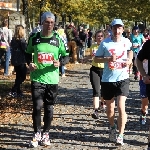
140, 34, 144, 44
140, 34, 144, 39
95, 42, 105, 57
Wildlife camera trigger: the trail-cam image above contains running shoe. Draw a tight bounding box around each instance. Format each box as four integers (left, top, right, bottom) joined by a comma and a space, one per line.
29, 132, 41, 148
41, 132, 51, 146
92, 110, 99, 119
109, 124, 117, 142
9, 91, 17, 97
100, 102, 106, 112
140, 115, 146, 125
116, 134, 124, 146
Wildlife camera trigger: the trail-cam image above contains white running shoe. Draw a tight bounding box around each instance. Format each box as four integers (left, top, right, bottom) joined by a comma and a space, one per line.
29, 132, 41, 148
41, 132, 51, 146
116, 135, 124, 146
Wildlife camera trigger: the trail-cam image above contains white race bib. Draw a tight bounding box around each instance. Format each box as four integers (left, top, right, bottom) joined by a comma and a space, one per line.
38, 52, 54, 64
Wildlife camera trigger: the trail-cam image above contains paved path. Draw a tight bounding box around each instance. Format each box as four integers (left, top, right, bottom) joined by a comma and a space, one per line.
0, 63, 149, 150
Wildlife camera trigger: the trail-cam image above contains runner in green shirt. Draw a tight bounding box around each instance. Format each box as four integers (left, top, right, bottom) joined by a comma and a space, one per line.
26, 12, 69, 148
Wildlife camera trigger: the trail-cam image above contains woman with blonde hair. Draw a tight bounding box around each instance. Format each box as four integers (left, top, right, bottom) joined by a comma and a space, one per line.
9, 25, 27, 97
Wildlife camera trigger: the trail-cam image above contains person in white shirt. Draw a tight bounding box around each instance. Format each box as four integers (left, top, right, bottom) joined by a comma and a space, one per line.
0, 19, 12, 76
94, 19, 133, 146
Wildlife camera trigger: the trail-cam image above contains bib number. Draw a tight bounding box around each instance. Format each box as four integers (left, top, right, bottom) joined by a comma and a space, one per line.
38, 52, 54, 64
133, 43, 138, 47
109, 62, 123, 70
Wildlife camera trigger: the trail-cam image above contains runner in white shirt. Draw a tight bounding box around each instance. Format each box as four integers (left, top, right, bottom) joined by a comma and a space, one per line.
94, 19, 133, 146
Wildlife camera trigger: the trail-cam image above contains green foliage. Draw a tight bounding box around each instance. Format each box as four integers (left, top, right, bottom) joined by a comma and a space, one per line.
26, 0, 150, 27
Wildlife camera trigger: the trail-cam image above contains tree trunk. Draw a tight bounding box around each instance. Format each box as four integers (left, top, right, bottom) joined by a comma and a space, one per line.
22, 0, 30, 39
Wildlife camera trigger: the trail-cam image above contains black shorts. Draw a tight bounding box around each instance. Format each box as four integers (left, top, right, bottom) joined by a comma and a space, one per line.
31, 81, 58, 105
101, 79, 129, 100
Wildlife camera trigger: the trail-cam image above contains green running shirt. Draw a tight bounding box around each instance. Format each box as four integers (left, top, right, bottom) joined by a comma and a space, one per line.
26, 31, 68, 84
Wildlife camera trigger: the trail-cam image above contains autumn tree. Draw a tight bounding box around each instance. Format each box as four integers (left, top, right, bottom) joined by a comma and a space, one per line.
24, 0, 150, 28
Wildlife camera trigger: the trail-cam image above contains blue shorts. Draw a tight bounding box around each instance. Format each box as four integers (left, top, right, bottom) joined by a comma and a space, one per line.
139, 80, 147, 98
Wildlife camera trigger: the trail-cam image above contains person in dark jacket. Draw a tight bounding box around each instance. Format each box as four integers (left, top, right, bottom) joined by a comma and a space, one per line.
9, 25, 27, 97
136, 40, 150, 149
87, 29, 93, 48
65, 22, 78, 63
78, 27, 86, 61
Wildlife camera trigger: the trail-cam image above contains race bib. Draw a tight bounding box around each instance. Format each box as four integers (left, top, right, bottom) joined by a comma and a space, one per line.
133, 43, 138, 47
109, 62, 123, 70
38, 52, 54, 64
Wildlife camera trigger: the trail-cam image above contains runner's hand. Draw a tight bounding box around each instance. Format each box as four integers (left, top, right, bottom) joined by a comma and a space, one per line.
143, 75, 150, 84
109, 54, 118, 62
53, 60, 60, 67
122, 58, 132, 67
29, 63, 37, 71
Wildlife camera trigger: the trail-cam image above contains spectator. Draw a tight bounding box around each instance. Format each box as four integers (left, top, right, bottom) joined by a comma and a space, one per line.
65, 22, 78, 64
0, 19, 12, 76
9, 25, 27, 97
56, 25, 68, 77
87, 29, 93, 48
105, 24, 112, 35
78, 27, 86, 61
104, 29, 111, 38
126, 28, 131, 39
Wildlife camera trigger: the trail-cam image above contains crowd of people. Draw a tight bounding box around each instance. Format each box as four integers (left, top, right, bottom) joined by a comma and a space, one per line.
0, 11, 150, 149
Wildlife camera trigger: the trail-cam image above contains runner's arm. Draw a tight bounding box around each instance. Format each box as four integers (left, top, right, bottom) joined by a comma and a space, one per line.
127, 50, 133, 65
94, 43, 110, 63
136, 40, 150, 76
83, 47, 93, 61
94, 56, 110, 63
59, 38, 70, 65
25, 34, 34, 65
127, 39, 133, 64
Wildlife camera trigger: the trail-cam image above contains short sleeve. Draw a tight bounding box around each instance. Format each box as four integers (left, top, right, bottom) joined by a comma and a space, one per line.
126, 38, 132, 50
95, 42, 105, 57
26, 34, 34, 54
137, 40, 150, 61
59, 37, 68, 56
